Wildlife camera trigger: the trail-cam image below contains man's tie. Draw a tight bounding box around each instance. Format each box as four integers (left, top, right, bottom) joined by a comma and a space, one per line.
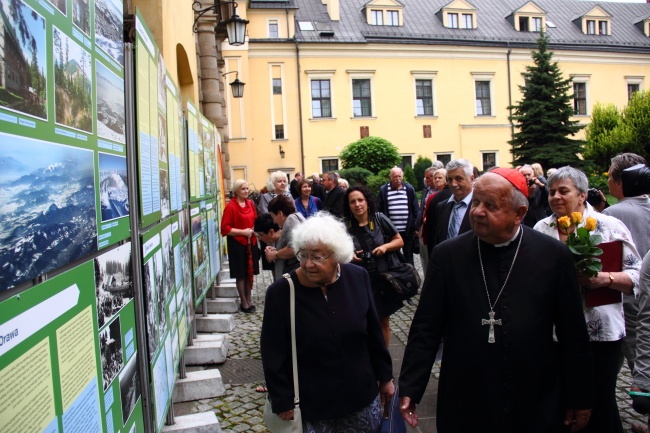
447, 201, 466, 239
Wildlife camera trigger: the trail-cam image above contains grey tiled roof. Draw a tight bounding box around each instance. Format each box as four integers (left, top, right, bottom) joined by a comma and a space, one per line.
249, 0, 298, 10
286, 0, 650, 52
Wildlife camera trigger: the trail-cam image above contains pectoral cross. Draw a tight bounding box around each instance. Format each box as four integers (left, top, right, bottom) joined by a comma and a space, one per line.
481, 310, 502, 344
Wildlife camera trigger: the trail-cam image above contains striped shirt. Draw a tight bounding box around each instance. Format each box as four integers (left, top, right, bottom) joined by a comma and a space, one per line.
386, 186, 409, 232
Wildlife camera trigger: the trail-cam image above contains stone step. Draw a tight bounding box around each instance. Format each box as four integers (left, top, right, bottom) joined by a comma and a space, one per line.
211, 284, 238, 298
195, 314, 236, 333
172, 369, 226, 403
184, 334, 229, 365
162, 411, 222, 433
196, 298, 239, 314
218, 269, 232, 281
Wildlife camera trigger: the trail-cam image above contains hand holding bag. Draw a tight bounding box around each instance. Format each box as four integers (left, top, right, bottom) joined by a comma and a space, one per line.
263, 274, 303, 433
380, 385, 407, 433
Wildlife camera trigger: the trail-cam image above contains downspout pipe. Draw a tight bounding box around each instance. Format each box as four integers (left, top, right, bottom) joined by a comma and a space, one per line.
507, 42, 514, 142
289, 9, 305, 175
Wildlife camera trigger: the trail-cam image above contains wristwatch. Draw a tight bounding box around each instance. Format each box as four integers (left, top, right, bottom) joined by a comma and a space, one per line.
608, 272, 615, 287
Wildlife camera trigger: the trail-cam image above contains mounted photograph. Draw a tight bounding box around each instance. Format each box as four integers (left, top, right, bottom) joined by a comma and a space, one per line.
0, 0, 48, 120
95, 0, 124, 66
99, 152, 129, 222
100, 316, 123, 391
0, 134, 97, 290
73, 0, 91, 36
53, 26, 93, 133
95, 242, 133, 329
96, 60, 126, 143
119, 350, 141, 425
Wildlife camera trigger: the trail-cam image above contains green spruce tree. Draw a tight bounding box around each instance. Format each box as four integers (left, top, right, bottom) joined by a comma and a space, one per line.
509, 33, 584, 169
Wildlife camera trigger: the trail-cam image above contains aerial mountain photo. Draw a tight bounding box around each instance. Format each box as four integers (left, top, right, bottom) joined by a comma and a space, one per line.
98, 152, 129, 222
0, 134, 97, 289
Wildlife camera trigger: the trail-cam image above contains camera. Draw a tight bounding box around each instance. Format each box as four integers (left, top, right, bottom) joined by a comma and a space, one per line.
527, 178, 535, 187
357, 251, 373, 260
622, 164, 650, 197
587, 188, 604, 207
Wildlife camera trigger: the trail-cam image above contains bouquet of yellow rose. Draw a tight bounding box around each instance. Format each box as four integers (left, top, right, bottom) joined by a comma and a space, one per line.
554, 212, 603, 277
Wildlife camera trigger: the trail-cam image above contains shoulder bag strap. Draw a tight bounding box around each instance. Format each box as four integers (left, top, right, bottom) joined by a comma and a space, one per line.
283, 273, 300, 407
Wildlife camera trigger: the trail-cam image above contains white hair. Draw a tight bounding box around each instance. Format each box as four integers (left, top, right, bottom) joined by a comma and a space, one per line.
290, 213, 354, 264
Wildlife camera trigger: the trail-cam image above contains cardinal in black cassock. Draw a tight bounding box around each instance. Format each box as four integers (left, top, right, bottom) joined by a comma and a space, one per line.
399, 169, 593, 433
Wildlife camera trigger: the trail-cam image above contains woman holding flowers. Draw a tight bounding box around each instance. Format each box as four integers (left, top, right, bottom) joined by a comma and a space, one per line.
534, 166, 641, 433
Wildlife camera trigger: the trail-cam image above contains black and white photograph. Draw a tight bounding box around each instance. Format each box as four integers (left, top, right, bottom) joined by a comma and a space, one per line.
160, 168, 169, 219
99, 152, 129, 222
73, 0, 91, 36
95, 242, 133, 329
0, 0, 48, 120
158, 112, 167, 162
194, 265, 208, 301
100, 316, 123, 391
153, 250, 167, 342
119, 350, 141, 425
192, 236, 204, 273
46, 0, 66, 15
180, 242, 192, 294
143, 258, 159, 355
96, 60, 126, 143
157, 52, 166, 111
0, 134, 97, 290
95, 0, 124, 66
160, 225, 174, 299
173, 243, 183, 292
53, 26, 93, 133
178, 208, 189, 241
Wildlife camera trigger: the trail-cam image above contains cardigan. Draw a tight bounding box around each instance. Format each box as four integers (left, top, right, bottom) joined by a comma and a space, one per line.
261, 264, 393, 421
220, 198, 258, 246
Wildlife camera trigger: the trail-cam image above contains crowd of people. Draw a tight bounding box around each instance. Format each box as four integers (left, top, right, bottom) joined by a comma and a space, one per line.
219, 154, 650, 433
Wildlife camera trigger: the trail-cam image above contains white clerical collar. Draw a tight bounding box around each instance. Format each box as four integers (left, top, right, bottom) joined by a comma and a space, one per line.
493, 226, 522, 248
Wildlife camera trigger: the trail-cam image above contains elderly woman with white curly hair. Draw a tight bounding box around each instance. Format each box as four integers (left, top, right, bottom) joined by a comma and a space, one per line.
261, 213, 395, 432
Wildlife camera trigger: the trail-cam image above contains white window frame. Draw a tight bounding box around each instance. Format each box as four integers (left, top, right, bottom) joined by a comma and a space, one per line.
586, 20, 596, 35
387, 10, 399, 26
481, 151, 498, 172
532, 17, 542, 32
320, 157, 340, 174
347, 70, 376, 118
461, 13, 473, 29
371, 10, 383, 26
472, 73, 495, 117
306, 70, 336, 120
625, 76, 644, 101
268, 19, 280, 38
571, 75, 590, 116
447, 12, 459, 29
412, 71, 437, 117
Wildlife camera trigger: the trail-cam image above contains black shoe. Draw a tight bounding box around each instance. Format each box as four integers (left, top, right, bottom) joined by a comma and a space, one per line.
249, 305, 256, 312
240, 305, 255, 314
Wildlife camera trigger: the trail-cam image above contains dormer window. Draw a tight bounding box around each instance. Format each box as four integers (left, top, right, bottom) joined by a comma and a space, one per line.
633, 16, 650, 37
508, 2, 547, 32
438, 0, 478, 30
575, 6, 612, 36
364, 0, 404, 27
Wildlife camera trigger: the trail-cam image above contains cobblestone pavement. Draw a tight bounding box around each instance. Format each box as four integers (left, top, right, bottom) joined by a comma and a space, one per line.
175, 256, 647, 432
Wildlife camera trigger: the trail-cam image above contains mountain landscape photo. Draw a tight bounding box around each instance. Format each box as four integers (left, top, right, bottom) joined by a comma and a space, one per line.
0, 134, 97, 289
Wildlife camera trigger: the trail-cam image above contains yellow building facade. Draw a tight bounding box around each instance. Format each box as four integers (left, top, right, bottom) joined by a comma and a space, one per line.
223, 0, 650, 190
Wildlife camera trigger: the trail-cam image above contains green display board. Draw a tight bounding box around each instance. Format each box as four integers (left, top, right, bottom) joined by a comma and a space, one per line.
134, 9, 168, 228
0, 0, 131, 291
0, 258, 144, 433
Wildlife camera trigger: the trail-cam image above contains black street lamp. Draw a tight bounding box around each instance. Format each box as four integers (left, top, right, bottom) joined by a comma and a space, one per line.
192, 1, 249, 46
222, 71, 245, 98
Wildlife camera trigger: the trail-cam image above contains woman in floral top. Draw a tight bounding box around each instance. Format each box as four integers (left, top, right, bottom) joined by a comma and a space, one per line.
534, 166, 641, 433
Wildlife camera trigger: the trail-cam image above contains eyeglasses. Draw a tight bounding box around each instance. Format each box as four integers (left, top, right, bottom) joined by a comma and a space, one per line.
296, 251, 332, 264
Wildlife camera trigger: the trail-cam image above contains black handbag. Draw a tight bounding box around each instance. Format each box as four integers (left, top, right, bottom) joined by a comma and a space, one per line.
375, 214, 422, 301
380, 253, 421, 301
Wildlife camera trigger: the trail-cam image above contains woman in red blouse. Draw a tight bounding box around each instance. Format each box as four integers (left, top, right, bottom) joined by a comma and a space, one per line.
221, 179, 260, 313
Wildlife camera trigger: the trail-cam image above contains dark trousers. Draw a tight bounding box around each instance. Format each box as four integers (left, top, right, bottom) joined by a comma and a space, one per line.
582, 339, 624, 433
399, 231, 415, 265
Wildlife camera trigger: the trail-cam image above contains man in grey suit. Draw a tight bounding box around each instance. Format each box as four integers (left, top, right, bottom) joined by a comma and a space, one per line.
429, 159, 475, 254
